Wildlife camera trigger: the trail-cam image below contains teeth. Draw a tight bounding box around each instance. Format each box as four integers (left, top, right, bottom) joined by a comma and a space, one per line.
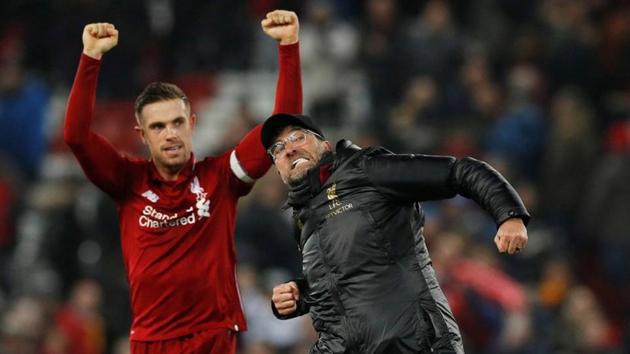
292, 158, 308, 168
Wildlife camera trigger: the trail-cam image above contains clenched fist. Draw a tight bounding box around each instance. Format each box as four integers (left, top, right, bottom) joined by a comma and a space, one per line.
261, 10, 299, 45
271, 281, 300, 316
494, 217, 528, 255
82, 23, 119, 60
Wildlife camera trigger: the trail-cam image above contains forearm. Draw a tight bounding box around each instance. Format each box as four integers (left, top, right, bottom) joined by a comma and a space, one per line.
451, 157, 530, 226
64, 54, 101, 147
272, 42, 302, 114
233, 42, 303, 180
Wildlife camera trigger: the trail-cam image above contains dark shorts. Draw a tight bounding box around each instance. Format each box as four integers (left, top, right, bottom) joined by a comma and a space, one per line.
130, 328, 237, 354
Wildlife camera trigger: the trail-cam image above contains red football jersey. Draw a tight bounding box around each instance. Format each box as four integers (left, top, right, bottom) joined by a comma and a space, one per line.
64, 44, 302, 340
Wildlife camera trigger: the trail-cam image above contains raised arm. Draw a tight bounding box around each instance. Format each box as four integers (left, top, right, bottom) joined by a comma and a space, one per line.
262, 10, 302, 114
64, 23, 129, 197
450, 157, 529, 254
229, 11, 303, 185
365, 152, 529, 254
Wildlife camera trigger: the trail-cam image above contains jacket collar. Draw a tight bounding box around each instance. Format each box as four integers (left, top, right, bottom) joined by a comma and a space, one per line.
285, 140, 361, 209
286, 151, 334, 209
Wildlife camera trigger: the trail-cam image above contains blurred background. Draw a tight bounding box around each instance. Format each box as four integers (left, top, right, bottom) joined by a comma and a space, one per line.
0, 0, 629, 353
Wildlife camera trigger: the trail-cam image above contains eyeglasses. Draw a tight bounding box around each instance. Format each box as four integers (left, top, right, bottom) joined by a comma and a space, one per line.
267, 129, 323, 160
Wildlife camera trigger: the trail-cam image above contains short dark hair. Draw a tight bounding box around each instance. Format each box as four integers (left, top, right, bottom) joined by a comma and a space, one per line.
134, 82, 190, 117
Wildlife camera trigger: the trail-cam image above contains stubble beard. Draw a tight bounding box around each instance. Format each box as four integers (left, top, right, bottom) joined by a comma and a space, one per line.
286, 150, 324, 185
156, 150, 190, 175
287, 167, 310, 185
284, 142, 330, 185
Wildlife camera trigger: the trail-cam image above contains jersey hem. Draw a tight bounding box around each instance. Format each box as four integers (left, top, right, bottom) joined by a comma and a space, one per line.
129, 321, 248, 342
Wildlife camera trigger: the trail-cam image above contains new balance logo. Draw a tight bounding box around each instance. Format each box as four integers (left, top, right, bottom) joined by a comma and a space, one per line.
142, 190, 159, 203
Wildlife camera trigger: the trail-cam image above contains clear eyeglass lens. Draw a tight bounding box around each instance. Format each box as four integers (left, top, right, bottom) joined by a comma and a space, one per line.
270, 131, 309, 158
270, 143, 284, 157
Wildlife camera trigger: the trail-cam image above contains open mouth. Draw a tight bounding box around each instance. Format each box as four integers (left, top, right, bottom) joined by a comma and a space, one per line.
291, 157, 309, 170
163, 145, 182, 155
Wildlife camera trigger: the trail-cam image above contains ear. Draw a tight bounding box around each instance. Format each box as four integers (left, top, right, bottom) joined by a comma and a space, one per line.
323, 140, 332, 151
190, 113, 197, 129
134, 125, 147, 145
134, 114, 148, 145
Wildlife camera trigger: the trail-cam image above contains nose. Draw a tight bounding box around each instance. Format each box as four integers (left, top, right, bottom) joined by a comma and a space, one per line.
284, 143, 299, 156
165, 125, 177, 139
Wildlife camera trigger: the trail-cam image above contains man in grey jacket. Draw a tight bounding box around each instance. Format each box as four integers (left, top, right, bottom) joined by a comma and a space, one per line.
261, 113, 529, 354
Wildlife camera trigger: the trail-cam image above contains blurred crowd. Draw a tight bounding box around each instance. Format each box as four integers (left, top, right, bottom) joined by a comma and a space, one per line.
1, 0, 629, 353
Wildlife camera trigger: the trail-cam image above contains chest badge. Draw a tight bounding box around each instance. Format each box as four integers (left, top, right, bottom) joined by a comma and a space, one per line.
327, 184, 338, 201
190, 177, 210, 218
325, 183, 353, 218
327, 183, 341, 209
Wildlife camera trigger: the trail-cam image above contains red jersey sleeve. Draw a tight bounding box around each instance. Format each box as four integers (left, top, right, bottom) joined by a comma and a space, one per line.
229, 42, 302, 186
64, 54, 131, 198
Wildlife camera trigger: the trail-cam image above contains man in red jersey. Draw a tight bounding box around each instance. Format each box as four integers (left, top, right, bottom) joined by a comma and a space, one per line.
64, 10, 302, 354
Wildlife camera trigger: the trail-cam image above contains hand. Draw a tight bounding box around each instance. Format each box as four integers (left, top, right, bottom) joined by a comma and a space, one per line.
261, 10, 299, 45
272, 281, 300, 315
82, 23, 119, 60
494, 217, 528, 255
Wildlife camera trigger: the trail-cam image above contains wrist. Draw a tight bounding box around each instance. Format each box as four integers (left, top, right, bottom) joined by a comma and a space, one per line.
82, 49, 103, 60
279, 35, 298, 45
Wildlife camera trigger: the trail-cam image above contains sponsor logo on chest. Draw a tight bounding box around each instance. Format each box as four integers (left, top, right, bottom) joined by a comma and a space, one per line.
325, 183, 353, 219
138, 177, 211, 229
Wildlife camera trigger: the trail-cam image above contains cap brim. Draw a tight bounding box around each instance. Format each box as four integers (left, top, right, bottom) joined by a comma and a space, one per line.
261, 113, 322, 150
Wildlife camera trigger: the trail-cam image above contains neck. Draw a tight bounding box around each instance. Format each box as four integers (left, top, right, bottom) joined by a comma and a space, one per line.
154, 157, 190, 182
155, 165, 183, 181
157, 168, 181, 181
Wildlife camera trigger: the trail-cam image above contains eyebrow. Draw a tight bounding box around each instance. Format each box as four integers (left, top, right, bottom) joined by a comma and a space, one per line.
148, 121, 165, 129
148, 116, 186, 129
274, 128, 303, 143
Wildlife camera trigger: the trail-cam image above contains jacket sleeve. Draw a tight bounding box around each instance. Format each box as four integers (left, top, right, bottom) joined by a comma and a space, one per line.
365, 152, 530, 226
270, 277, 310, 320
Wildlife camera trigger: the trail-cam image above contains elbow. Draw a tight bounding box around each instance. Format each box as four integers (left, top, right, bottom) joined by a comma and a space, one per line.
457, 156, 485, 167
63, 130, 76, 147
63, 128, 84, 150
451, 156, 494, 180
63, 114, 88, 149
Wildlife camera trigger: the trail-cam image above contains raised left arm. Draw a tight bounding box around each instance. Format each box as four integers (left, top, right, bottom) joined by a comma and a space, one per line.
229, 10, 303, 186
263, 10, 302, 114
365, 153, 529, 254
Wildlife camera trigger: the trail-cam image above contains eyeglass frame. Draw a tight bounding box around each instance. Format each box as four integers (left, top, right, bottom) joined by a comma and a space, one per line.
267, 128, 325, 161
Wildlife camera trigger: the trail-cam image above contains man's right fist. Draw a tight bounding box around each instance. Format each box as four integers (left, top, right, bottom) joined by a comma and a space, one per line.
271, 281, 300, 316
82, 23, 119, 60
